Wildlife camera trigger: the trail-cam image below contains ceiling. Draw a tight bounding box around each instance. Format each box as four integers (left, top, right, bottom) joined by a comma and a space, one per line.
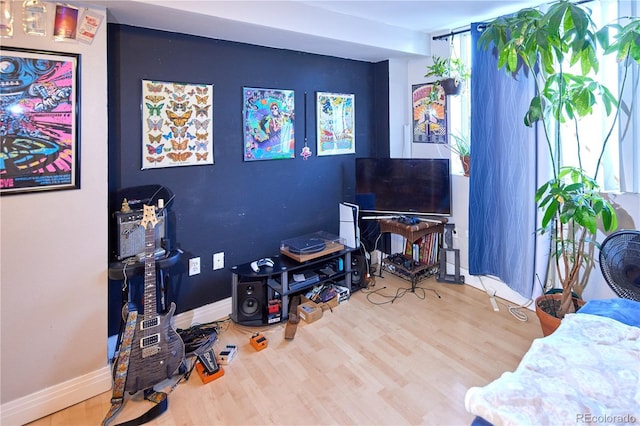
299, 0, 542, 33
82, 0, 545, 62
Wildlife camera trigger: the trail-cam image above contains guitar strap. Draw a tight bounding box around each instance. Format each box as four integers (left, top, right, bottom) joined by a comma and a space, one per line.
102, 303, 172, 426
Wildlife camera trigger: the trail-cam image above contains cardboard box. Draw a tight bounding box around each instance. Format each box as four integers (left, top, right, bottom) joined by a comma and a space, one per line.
297, 302, 323, 323
301, 295, 339, 312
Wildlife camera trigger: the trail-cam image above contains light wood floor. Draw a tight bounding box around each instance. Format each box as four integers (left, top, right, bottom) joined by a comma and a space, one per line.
29, 273, 542, 426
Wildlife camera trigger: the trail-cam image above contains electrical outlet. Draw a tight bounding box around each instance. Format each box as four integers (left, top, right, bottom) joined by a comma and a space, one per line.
213, 252, 224, 270
189, 257, 201, 276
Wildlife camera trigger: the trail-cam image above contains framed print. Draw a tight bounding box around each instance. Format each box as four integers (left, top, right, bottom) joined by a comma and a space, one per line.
316, 92, 355, 156
0, 47, 80, 195
141, 80, 214, 169
412, 83, 447, 144
243, 87, 295, 161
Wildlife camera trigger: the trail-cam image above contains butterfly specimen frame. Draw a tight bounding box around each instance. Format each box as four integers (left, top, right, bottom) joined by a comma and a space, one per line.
243, 87, 295, 161
141, 80, 214, 169
316, 92, 355, 156
411, 83, 447, 144
0, 47, 80, 195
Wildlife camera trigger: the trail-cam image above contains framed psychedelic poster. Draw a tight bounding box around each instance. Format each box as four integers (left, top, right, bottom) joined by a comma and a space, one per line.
412, 83, 446, 144
243, 87, 295, 161
141, 80, 214, 169
316, 92, 355, 156
0, 47, 80, 195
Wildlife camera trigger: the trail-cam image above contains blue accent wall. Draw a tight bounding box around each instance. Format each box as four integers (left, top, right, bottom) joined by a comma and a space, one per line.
107, 24, 389, 333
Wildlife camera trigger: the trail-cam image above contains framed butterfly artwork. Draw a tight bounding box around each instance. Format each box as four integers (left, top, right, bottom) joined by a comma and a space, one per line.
0, 47, 80, 195
243, 87, 295, 161
141, 80, 214, 169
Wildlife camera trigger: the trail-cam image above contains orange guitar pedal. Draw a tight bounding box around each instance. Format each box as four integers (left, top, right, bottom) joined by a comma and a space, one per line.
196, 347, 224, 383
195, 361, 224, 384
250, 333, 268, 351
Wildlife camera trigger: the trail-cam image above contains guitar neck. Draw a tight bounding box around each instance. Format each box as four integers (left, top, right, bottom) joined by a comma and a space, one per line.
141, 205, 159, 319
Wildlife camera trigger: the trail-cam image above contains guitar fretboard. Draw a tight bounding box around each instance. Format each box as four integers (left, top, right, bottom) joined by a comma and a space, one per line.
143, 220, 157, 320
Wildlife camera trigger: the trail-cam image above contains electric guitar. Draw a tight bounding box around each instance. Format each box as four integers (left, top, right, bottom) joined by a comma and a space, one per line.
123, 204, 185, 394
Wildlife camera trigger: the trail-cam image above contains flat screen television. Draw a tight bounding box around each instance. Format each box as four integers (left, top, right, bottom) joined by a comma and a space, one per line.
355, 158, 451, 216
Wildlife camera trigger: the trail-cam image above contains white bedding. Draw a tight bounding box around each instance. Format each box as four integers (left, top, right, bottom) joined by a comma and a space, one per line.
464, 313, 640, 426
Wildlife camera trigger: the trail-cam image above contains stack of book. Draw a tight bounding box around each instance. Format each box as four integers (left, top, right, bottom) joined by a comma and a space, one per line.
404, 232, 440, 266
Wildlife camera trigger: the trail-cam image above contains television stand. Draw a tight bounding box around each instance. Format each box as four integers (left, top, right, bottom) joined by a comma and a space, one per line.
377, 217, 447, 291
230, 246, 355, 326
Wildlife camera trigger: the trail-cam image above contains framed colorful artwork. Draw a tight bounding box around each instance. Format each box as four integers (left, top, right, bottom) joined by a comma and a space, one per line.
0, 47, 80, 195
243, 87, 295, 161
412, 83, 447, 144
316, 92, 355, 156
141, 80, 214, 169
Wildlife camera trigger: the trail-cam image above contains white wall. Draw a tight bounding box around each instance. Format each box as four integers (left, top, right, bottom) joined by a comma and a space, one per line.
0, 2, 111, 424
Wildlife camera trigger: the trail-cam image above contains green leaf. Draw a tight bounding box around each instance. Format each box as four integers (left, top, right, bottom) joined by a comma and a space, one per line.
497, 47, 509, 69
535, 181, 550, 202
541, 198, 559, 229
507, 46, 518, 71
525, 96, 543, 126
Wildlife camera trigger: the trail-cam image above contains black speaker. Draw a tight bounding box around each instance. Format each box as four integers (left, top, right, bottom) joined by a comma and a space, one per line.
351, 254, 367, 291
233, 281, 266, 325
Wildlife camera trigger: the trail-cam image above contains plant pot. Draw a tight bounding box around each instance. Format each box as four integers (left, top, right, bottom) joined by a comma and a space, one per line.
460, 155, 470, 177
440, 78, 462, 96
535, 293, 585, 336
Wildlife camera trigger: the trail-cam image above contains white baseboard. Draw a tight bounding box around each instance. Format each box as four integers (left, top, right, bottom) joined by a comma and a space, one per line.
0, 367, 112, 426
372, 254, 534, 311
460, 268, 536, 312
173, 296, 232, 330
0, 297, 232, 426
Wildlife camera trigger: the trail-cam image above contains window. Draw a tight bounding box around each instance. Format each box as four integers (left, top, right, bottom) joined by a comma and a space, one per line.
556, 1, 640, 193
448, 33, 472, 176
452, 0, 638, 192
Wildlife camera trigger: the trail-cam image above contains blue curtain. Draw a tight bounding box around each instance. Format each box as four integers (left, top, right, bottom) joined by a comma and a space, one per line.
468, 23, 543, 298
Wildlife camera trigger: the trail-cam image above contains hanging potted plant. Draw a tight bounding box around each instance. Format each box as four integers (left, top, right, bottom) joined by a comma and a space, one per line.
424, 56, 471, 96
449, 131, 471, 177
479, 1, 639, 335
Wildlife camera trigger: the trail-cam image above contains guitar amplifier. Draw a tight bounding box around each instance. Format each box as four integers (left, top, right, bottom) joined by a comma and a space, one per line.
115, 209, 166, 260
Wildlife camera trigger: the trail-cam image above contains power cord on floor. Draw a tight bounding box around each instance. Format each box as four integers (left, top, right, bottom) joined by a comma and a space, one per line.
361, 284, 440, 305
477, 276, 532, 322
177, 318, 228, 356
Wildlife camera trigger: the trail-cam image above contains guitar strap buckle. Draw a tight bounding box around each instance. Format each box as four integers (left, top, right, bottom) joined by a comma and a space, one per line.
144, 390, 167, 404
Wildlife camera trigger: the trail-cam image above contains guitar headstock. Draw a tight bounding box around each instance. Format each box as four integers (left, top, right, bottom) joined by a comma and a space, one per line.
140, 204, 159, 230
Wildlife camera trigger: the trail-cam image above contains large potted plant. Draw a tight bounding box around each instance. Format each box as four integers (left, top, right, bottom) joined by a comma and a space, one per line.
478, 1, 639, 334
424, 55, 471, 95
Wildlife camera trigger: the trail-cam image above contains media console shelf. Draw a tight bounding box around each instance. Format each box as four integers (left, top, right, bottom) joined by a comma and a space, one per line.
378, 217, 447, 291
231, 247, 355, 325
